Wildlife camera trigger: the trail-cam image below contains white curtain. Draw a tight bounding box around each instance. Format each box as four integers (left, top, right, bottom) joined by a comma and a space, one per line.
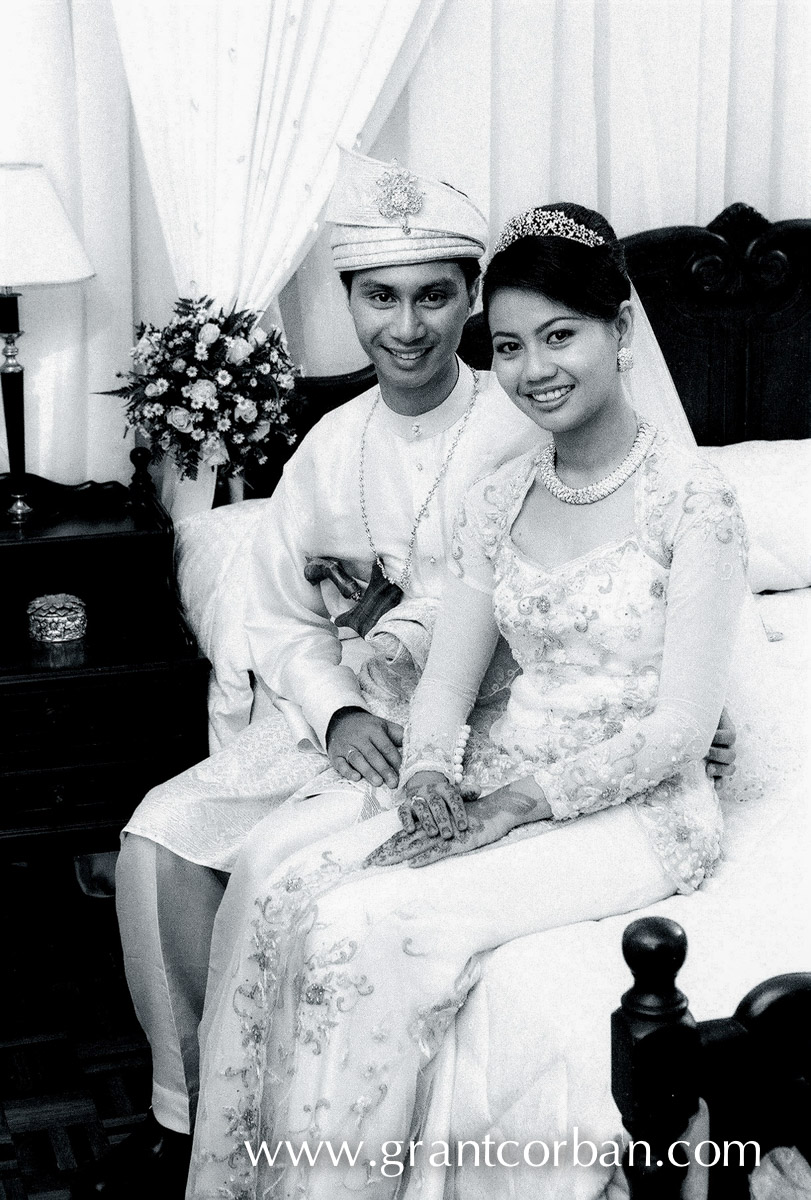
112, 0, 447, 317
288, 0, 811, 374
0, 0, 134, 484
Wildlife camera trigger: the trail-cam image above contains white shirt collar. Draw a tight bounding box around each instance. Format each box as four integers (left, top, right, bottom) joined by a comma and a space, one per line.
375, 358, 475, 441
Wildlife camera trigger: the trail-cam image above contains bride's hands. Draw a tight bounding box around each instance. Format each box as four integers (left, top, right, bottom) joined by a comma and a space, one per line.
365, 799, 511, 870
366, 782, 551, 870
397, 772, 477, 839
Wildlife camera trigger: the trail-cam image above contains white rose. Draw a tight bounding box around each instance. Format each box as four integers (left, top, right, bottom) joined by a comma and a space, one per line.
236, 400, 258, 423
190, 379, 217, 407
167, 407, 194, 432
226, 336, 252, 366
173, 358, 186, 373
144, 383, 158, 398
199, 322, 221, 345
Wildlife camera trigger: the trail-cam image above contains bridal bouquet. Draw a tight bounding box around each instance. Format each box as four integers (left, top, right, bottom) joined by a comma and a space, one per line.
108, 296, 299, 479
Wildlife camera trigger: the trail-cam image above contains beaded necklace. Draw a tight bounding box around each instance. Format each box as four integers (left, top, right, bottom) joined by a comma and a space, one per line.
538, 420, 655, 504
358, 368, 480, 593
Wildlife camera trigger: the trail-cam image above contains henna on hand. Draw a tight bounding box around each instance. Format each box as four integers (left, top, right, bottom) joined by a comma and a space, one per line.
402, 774, 468, 839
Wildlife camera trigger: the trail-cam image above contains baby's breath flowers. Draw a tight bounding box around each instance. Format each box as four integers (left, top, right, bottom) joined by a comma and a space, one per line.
105, 296, 299, 479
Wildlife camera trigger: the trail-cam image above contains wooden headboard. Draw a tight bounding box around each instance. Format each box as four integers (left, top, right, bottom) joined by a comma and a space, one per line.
245, 205, 810, 499
622, 203, 811, 445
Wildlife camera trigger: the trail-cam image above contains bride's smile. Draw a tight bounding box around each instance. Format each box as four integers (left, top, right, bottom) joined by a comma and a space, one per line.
488, 288, 632, 439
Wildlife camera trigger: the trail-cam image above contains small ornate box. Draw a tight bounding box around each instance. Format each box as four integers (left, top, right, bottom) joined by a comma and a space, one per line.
27, 593, 87, 642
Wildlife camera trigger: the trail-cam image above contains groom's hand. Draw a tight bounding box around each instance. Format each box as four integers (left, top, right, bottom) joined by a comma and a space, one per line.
706, 707, 737, 790
326, 708, 403, 790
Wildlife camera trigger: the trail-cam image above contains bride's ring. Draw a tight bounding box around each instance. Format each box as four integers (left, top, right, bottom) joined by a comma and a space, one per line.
409, 795, 427, 805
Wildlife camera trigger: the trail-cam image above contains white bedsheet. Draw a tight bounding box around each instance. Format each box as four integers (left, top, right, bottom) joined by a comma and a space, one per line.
449, 589, 811, 1200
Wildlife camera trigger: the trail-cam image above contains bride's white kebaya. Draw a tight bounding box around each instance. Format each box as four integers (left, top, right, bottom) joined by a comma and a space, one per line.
186, 204, 751, 1200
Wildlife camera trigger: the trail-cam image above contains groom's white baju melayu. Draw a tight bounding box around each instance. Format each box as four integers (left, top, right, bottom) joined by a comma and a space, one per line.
118, 362, 537, 1133
115, 147, 542, 1144
186, 413, 750, 1198
244, 362, 536, 755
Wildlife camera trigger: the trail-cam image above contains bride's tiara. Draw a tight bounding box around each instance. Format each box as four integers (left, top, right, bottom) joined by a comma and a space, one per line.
493, 208, 606, 254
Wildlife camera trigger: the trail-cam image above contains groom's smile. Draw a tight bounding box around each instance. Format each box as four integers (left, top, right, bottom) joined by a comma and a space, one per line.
346, 260, 478, 407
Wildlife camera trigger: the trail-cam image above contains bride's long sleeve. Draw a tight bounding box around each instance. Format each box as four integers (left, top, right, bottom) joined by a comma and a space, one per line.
534, 480, 749, 820
399, 497, 502, 785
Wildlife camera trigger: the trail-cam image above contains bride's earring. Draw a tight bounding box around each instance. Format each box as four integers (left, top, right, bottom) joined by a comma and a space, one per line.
617, 347, 634, 373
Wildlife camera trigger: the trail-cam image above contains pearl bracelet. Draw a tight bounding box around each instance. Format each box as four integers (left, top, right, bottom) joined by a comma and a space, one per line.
452, 724, 471, 784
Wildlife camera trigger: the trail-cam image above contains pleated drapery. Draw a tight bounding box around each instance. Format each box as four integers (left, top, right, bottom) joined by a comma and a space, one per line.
284, 0, 811, 374
112, 0, 447, 315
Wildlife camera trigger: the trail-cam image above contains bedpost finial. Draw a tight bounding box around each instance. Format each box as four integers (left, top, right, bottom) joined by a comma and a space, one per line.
621, 916, 689, 1020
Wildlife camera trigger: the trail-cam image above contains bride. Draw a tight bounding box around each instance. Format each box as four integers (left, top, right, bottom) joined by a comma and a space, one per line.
185, 203, 749, 1199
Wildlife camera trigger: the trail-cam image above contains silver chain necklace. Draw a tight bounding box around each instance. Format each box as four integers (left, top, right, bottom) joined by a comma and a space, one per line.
538, 420, 656, 504
359, 368, 480, 593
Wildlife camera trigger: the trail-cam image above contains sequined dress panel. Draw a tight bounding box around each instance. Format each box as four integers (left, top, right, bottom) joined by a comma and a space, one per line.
401, 429, 750, 892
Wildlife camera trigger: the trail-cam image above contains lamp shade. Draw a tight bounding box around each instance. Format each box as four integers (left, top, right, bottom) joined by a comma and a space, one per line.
0, 163, 95, 286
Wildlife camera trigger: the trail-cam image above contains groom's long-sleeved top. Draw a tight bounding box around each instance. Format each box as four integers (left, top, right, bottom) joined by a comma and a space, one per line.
244, 360, 538, 750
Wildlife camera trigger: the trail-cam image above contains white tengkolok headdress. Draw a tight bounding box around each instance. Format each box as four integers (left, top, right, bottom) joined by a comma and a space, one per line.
327, 147, 488, 272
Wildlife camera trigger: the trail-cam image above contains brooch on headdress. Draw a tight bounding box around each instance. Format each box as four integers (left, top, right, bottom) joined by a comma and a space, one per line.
493, 208, 606, 254
375, 162, 424, 235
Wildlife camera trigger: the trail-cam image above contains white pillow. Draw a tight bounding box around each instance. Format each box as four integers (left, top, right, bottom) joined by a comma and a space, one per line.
699, 440, 811, 592
174, 498, 273, 752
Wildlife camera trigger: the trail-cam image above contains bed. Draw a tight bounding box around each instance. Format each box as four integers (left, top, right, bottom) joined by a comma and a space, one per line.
171, 205, 810, 1199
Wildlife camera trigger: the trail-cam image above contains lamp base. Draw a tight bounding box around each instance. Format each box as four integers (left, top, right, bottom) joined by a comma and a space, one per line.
0, 471, 131, 535
7, 489, 33, 523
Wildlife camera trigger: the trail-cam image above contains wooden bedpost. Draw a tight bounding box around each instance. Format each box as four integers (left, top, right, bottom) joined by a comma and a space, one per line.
611, 916, 700, 1199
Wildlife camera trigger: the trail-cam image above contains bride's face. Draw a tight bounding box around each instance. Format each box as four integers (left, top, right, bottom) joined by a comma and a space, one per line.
488, 288, 631, 434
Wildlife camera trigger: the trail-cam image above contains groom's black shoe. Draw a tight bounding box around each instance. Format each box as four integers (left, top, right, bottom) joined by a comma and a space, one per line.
70, 1111, 192, 1198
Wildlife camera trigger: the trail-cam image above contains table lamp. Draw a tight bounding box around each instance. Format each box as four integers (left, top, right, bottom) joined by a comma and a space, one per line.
0, 162, 95, 522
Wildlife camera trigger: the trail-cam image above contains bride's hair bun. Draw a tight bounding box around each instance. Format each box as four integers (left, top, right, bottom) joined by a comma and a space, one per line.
483, 201, 630, 322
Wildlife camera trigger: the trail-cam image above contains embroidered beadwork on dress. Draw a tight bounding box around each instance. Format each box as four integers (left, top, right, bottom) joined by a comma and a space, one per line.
405, 428, 748, 894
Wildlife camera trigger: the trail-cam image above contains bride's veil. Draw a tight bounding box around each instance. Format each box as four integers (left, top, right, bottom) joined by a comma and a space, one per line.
625, 284, 791, 809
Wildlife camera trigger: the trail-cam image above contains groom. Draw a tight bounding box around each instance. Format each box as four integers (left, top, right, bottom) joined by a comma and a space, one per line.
75, 150, 736, 1197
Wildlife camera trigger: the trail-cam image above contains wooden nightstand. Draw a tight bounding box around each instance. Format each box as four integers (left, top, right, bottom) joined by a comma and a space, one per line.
0, 452, 210, 856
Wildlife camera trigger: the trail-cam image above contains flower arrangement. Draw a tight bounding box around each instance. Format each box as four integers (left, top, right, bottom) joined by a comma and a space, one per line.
107, 296, 299, 479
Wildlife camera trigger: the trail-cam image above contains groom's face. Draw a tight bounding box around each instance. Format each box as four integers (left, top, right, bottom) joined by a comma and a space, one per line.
346, 261, 476, 394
